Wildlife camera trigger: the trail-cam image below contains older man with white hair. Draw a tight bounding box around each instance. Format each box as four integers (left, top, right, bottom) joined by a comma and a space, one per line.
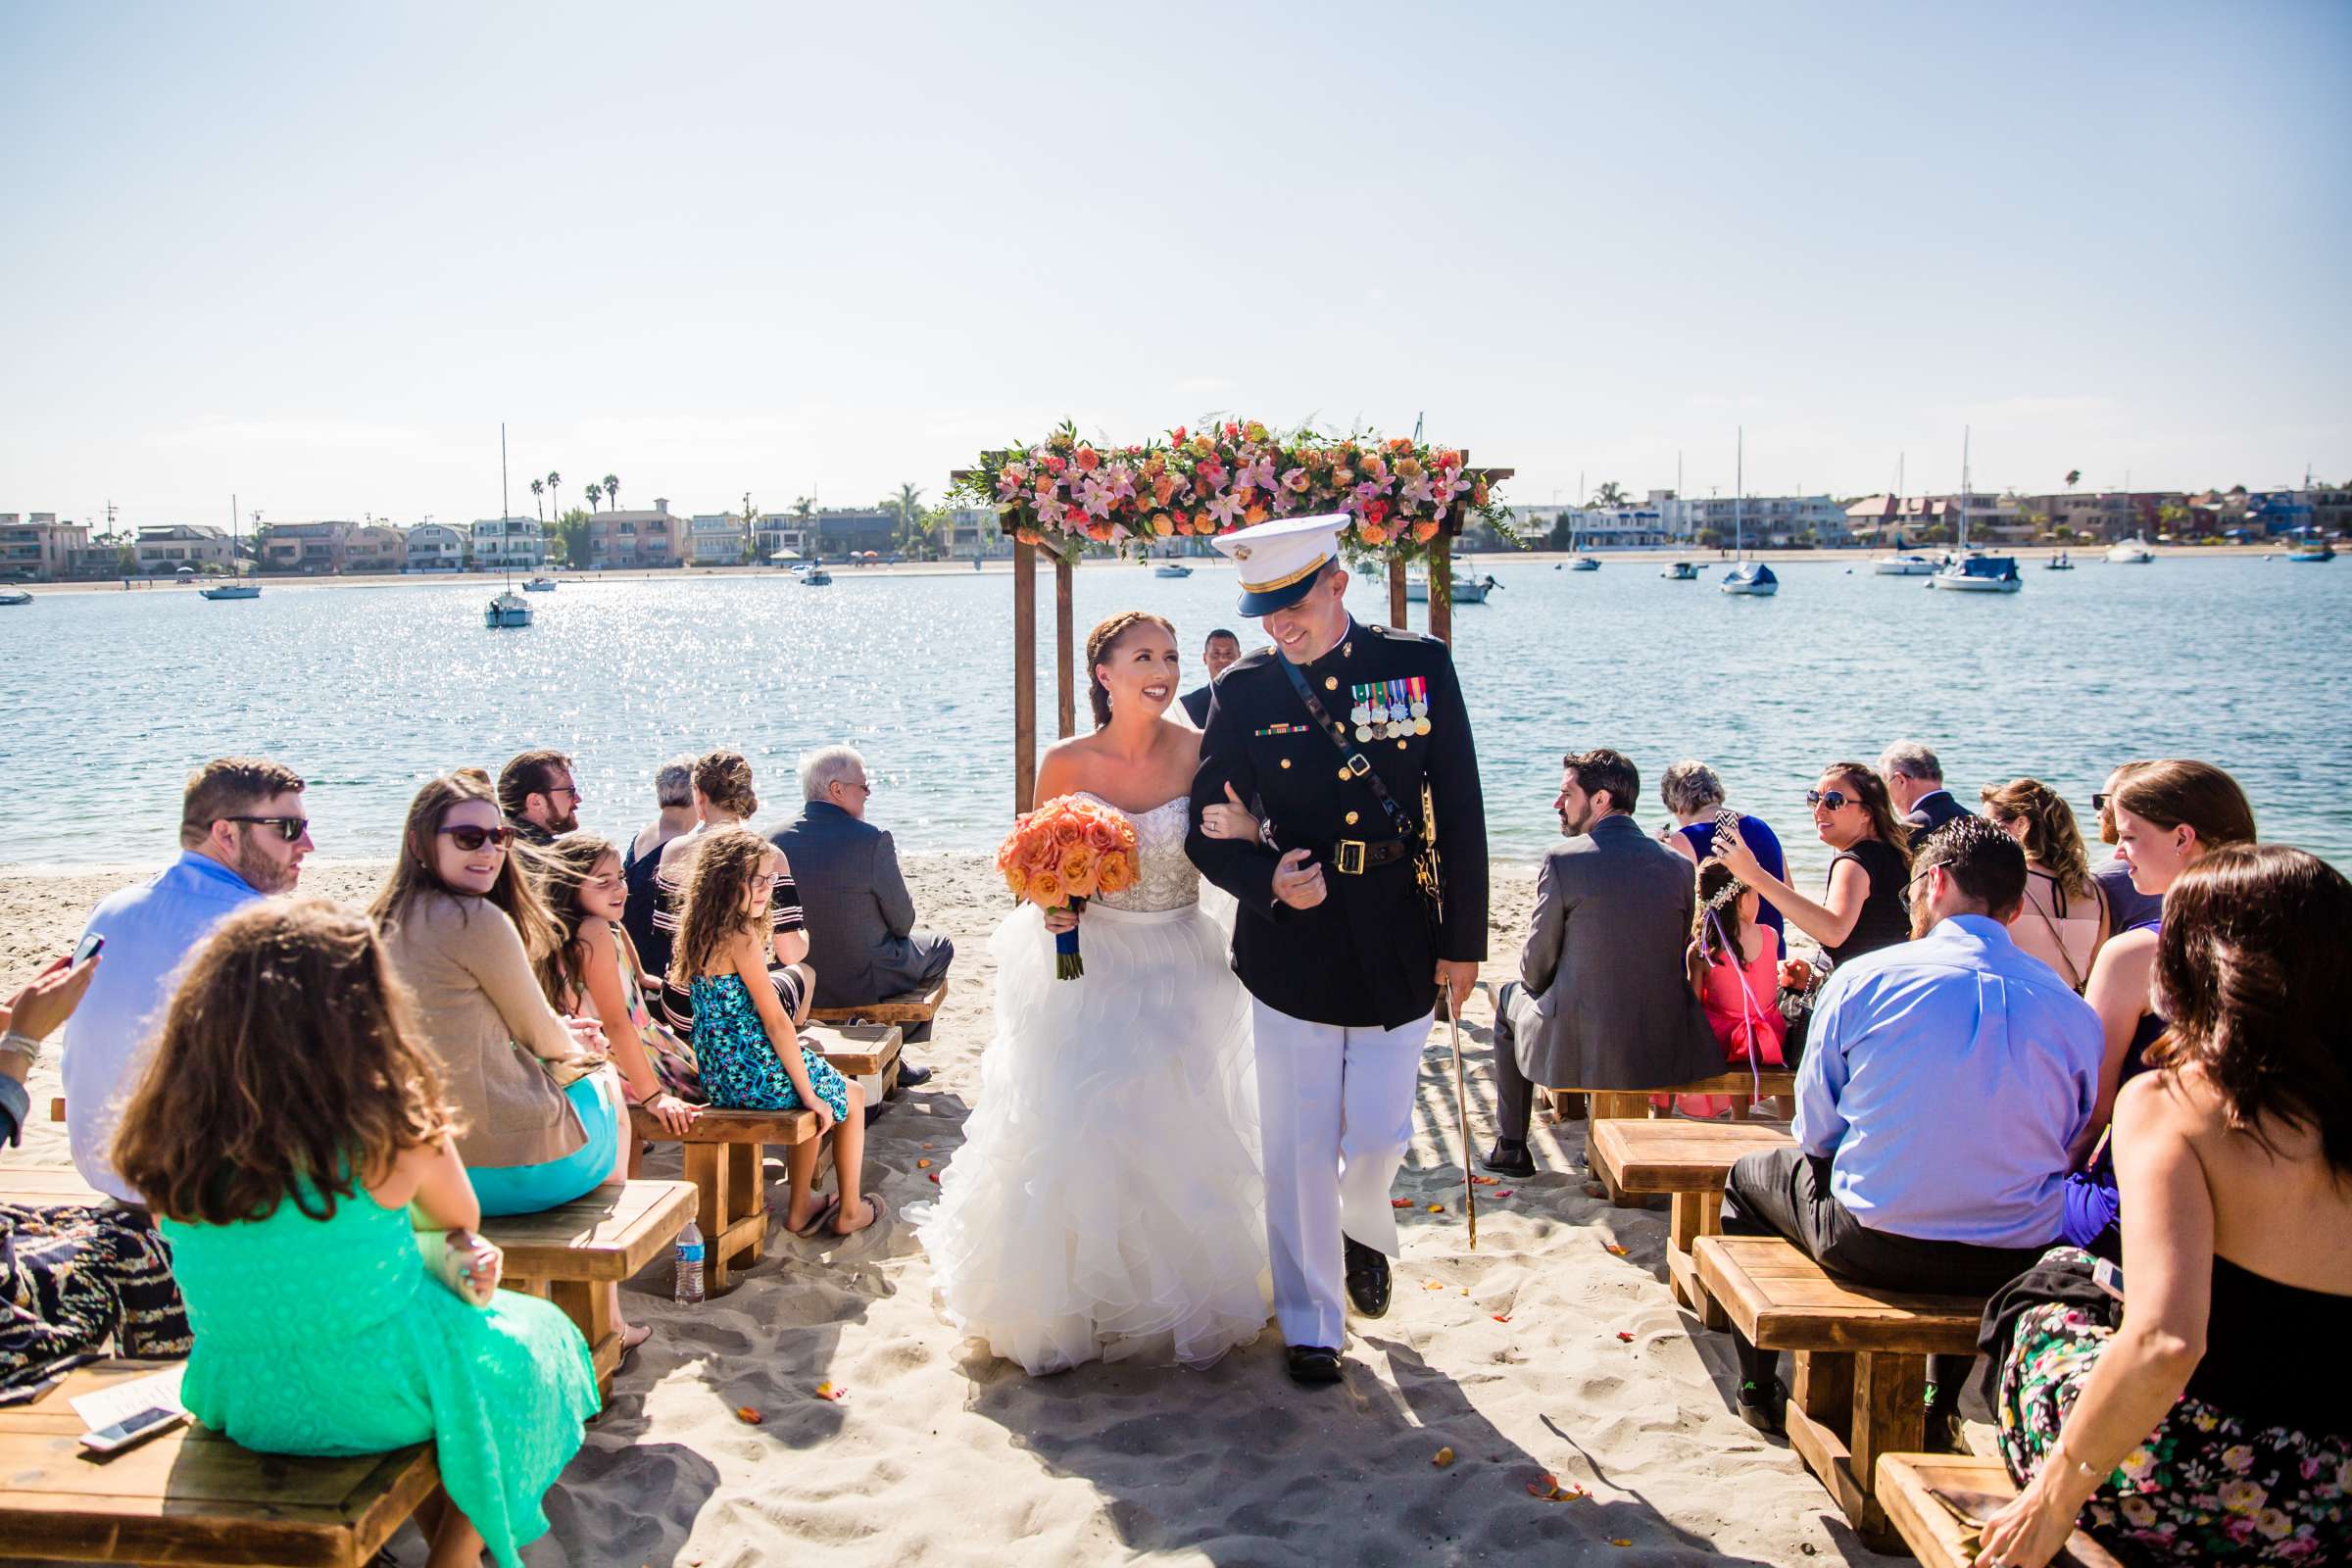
770, 745, 949, 1089
1880, 739, 1974, 837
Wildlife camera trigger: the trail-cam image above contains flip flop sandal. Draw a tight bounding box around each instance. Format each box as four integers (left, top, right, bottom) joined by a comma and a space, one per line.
791, 1194, 843, 1239
833, 1194, 888, 1238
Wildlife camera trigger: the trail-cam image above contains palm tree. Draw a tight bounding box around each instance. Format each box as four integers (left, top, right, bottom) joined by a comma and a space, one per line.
585, 482, 604, 511
893, 482, 924, 554
547, 471, 562, 524
603, 473, 620, 513
529, 478, 545, 522
2065, 469, 2082, 491
1592, 480, 1630, 507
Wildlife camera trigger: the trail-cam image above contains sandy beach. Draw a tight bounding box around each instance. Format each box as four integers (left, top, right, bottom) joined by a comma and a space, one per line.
0, 856, 1902, 1567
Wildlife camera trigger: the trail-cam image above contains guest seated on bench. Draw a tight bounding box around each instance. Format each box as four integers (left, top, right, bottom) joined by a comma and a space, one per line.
674, 828, 879, 1240
1976, 845, 2352, 1568
1663, 859, 1787, 1120
112, 898, 598, 1568
1723, 818, 2103, 1444
652, 749, 811, 1037
1482, 748, 1721, 1176
772, 744, 951, 1087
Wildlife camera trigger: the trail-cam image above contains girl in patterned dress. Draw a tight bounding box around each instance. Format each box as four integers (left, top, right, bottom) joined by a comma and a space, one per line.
674, 827, 880, 1240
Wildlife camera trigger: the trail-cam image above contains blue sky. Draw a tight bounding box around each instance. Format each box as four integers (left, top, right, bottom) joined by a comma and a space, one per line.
4, 1, 2346, 531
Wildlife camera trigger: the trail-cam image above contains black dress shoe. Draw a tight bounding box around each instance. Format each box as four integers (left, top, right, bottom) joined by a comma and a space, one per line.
893, 1061, 933, 1091
1344, 1237, 1392, 1318
1285, 1345, 1343, 1385
1738, 1377, 1787, 1435
1480, 1139, 1538, 1178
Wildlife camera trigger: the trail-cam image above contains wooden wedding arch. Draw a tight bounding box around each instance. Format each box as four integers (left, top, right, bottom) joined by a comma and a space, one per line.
950, 451, 1511, 814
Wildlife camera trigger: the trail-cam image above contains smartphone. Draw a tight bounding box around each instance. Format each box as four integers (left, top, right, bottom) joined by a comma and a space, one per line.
77, 1404, 184, 1455
73, 931, 105, 965
2092, 1256, 2124, 1300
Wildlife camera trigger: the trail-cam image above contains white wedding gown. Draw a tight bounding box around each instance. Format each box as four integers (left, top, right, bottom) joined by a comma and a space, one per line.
915, 794, 1271, 1374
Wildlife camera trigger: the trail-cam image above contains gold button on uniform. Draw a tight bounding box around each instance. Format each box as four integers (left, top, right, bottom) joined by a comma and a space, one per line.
1397, 740, 1408, 750
1345, 811, 1359, 825
1323, 676, 1339, 691
1279, 758, 1292, 769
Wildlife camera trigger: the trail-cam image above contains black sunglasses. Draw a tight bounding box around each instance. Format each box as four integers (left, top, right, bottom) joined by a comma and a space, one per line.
1804, 790, 1857, 810
220, 815, 309, 842
2091, 792, 2113, 812
438, 824, 515, 852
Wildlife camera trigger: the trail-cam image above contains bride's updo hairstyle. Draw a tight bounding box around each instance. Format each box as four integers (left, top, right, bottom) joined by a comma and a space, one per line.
1086, 611, 1176, 729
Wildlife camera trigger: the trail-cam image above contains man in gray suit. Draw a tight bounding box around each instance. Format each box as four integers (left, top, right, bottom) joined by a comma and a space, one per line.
770, 746, 952, 1087
1481, 748, 1721, 1177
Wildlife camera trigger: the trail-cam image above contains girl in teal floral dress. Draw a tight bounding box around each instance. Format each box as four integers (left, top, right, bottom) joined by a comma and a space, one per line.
114, 899, 599, 1568
1976, 846, 2350, 1568
674, 826, 881, 1240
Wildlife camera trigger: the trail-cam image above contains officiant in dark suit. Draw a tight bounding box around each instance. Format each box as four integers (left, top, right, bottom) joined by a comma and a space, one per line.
770, 746, 950, 1086
1482, 748, 1720, 1178
1178, 627, 1243, 727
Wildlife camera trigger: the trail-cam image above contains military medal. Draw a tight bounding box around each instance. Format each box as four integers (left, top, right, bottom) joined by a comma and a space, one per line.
1354, 723, 1374, 743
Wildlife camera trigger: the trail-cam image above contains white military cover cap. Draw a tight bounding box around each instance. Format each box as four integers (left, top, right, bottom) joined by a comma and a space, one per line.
1211, 512, 1349, 615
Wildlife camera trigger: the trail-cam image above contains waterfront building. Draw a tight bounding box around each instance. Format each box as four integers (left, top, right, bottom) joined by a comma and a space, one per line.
812, 508, 899, 558
588, 499, 679, 568
138, 523, 236, 574
259, 520, 349, 574
343, 523, 407, 573
404, 522, 468, 570
684, 512, 750, 565
2022, 492, 2186, 542
1559, 504, 1674, 547
1672, 494, 1849, 546
753, 512, 812, 563
0, 513, 90, 579
468, 516, 546, 570
948, 506, 1001, 559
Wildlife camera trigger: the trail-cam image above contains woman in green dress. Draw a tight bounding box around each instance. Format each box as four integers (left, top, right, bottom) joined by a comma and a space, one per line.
114, 898, 599, 1568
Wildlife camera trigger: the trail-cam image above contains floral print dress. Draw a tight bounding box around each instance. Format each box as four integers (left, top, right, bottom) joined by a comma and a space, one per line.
1998, 1299, 2349, 1562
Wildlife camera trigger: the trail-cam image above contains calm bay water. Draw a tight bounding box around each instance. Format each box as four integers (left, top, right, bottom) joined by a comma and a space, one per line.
3, 557, 2345, 886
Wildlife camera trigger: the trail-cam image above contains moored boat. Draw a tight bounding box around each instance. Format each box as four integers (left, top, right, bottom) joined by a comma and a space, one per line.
198, 582, 261, 600
1404, 573, 1497, 604
2107, 537, 2157, 564
1660, 561, 1699, 580
1152, 563, 1193, 578
523, 575, 558, 592
2044, 551, 2075, 570
1719, 562, 1778, 596
485, 590, 532, 628
800, 566, 833, 586
1873, 553, 1939, 575
1929, 553, 2023, 593
1570, 555, 1600, 571
0, 589, 31, 606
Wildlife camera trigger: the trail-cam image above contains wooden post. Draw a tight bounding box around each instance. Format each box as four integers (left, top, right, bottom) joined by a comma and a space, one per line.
1429, 533, 1454, 645
1054, 556, 1076, 737
1013, 538, 1037, 813
1387, 557, 1407, 629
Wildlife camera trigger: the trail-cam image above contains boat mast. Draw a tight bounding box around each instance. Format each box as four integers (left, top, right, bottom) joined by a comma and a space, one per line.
230, 493, 238, 576
1959, 425, 1971, 554
499, 422, 512, 590
1735, 426, 1743, 559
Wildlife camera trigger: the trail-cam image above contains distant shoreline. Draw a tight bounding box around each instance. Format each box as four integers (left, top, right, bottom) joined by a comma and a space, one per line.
4, 542, 2300, 598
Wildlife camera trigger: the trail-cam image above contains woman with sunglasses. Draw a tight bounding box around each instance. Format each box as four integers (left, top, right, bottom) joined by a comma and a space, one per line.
1712, 762, 1914, 1002
2062, 760, 2257, 1256
369, 772, 619, 1220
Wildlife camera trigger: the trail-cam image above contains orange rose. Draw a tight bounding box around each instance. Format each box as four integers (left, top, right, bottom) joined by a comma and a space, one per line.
1074, 445, 1101, 471
1359, 522, 1389, 547
1151, 513, 1174, 537
1245, 504, 1268, 525
1051, 812, 1087, 846
1028, 869, 1066, 906
1413, 518, 1441, 543
1192, 512, 1215, 535
1058, 845, 1098, 890
1094, 855, 1134, 895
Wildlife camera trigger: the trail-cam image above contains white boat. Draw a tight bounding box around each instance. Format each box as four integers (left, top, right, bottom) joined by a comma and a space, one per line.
2286, 534, 2334, 563
1152, 563, 1193, 578
1719, 562, 1778, 596
801, 566, 833, 586
198, 582, 261, 600
1873, 553, 1939, 575
1570, 555, 1600, 571
1403, 573, 1497, 604
523, 575, 558, 592
2044, 551, 2075, 570
485, 590, 532, 628
0, 589, 31, 606
1929, 553, 2022, 593
1717, 428, 1779, 597
1660, 561, 1699, 580
2107, 537, 2156, 564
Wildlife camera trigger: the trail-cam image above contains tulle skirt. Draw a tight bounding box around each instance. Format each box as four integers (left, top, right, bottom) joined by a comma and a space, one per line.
914, 900, 1272, 1375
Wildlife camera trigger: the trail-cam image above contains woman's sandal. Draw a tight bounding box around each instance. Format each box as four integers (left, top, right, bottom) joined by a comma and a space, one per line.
833, 1194, 887, 1238
618, 1321, 654, 1351
791, 1194, 843, 1239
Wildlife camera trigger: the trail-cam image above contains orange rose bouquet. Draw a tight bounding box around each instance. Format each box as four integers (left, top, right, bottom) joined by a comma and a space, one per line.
996, 795, 1140, 979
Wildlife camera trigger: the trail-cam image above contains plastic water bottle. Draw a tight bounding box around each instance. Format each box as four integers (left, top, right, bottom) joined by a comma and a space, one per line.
673, 1220, 706, 1304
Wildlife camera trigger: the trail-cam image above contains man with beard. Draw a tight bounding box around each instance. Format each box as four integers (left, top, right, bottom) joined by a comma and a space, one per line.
497, 749, 582, 847
62, 757, 313, 1201
1481, 748, 1719, 1178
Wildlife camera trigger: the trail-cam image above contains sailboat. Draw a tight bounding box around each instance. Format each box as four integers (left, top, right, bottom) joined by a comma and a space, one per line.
1720, 428, 1778, 596
200, 495, 262, 600
1930, 428, 2021, 593
485, 424, 532, 629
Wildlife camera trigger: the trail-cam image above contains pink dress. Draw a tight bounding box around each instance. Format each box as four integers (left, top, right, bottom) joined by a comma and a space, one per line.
1659, 927, 1788, 1118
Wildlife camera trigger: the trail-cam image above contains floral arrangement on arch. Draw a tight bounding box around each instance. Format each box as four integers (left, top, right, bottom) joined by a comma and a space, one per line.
949, 418, 1508, 564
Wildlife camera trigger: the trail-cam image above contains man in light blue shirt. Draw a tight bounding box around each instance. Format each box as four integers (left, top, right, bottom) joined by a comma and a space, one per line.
63, 758, 312, 1201
1720, 816, 2103, 1443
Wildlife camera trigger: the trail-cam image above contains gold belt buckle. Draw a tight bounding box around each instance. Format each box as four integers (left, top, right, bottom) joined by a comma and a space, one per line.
1334, 839, 1368, 875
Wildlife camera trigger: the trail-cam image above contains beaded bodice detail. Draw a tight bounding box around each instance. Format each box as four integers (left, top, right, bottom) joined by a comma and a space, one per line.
1080, 795, 1200, 913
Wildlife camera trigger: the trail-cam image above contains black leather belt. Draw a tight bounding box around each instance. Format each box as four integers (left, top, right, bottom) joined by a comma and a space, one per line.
1332, 838, 1413, 875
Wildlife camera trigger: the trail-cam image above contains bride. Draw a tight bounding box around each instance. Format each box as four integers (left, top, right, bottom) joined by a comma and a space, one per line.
915, 610, 1271, 1374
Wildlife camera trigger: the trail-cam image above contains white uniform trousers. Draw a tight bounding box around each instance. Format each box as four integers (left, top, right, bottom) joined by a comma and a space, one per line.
1251, 999, 1433, 1348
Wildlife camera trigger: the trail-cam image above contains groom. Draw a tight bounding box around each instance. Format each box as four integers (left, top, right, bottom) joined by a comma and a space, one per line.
1187, 514, 1488, 1386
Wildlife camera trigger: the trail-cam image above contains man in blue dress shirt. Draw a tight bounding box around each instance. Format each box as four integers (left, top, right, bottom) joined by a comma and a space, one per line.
1721, 816, 2102, 1444
62, 758, 312, 1202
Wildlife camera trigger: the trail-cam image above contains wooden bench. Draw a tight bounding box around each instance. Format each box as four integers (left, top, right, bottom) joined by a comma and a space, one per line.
0, 1359, 439, 1567
1542, 1072, 1796, 1202
487, 1178, 696, 1394
627, 1020, 899, 1292
1587, 1119, 1793, 1329
1693, 1235, 1985, 1545
0, 1167, 106, 1206
1876, 1453, 2128, 1568
807, 977, 946, 1054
